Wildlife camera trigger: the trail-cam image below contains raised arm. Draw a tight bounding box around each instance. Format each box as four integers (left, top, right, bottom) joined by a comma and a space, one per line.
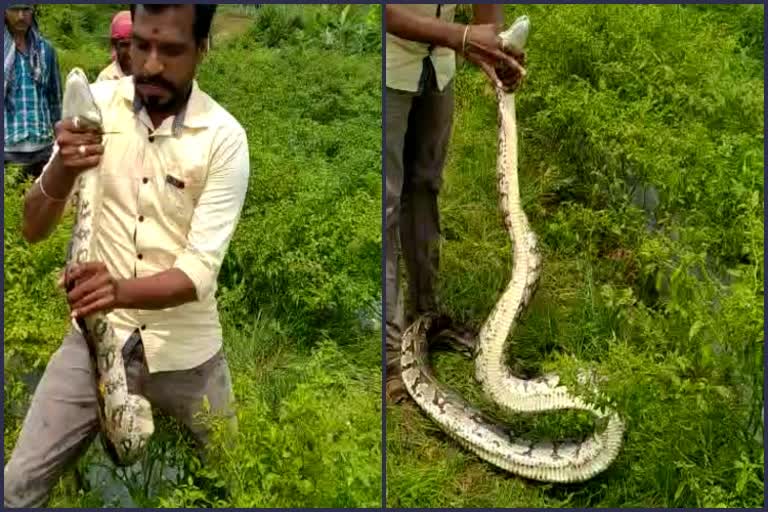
22, 119, 103, 243
384, 4, 525, 90
384, 4, 465, 52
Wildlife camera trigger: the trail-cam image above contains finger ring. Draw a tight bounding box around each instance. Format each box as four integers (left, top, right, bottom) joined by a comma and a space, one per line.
79, 145, 86, 156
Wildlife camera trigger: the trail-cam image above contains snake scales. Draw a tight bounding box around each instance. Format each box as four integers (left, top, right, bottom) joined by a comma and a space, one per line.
62, 68, 154, 466
400, 16, 626, 482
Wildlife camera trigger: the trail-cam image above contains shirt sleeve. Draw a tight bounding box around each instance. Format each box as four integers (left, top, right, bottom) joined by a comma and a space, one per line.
173, 125, 250, 301
94, 64, 112, 83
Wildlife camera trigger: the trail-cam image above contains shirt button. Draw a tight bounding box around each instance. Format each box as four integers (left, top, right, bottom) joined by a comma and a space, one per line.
137, 253, 143, 260
141, 324, 147, 331
142, 177, 148, 184
138, 215, 144, 222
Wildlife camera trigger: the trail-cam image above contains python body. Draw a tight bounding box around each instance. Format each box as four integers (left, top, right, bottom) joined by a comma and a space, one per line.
400, 17, 625, 483
62, 68, 154, 466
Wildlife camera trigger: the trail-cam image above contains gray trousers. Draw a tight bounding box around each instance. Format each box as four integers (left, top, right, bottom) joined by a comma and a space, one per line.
4, 145, 53, 179
3, 329, 236, 508
385, 62, 455, 377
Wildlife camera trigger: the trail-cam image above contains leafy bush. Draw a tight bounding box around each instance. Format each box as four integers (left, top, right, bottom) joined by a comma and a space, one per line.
248, 4, 381, 54
201, 44, 381, 342
156, 341, 381, 508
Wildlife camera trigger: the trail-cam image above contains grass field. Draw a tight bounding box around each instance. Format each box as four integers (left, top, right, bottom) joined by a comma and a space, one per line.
386, 4, 764, 508
3, 4, 382, 508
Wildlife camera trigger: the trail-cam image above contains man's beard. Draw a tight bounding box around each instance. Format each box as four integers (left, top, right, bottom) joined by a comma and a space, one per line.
135, 77, 189, 114
142, 94, 177, 113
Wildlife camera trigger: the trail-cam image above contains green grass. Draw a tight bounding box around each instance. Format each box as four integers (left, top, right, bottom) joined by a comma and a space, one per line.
4, 4, 382, 508
386, 4, 763, 508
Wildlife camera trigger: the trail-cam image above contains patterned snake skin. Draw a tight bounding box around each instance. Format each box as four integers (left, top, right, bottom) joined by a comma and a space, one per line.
62, 68, 154, 466
400, 17, 626, 482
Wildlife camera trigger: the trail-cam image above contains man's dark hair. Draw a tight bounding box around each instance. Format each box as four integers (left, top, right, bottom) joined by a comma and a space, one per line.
129, 4, 217, 45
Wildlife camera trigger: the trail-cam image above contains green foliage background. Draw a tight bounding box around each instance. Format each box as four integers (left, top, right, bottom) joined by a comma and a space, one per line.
4, 4, 382, 508
386, 3, 764, 509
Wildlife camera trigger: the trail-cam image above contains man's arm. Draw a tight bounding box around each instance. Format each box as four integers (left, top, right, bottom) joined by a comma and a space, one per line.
115, 268, 197, 309
384, 5, 464, 52
67, 264, 197, 318
117, 269, 197, 309
385, 4, 524, 90
22, 148, 72, 243
23, 119, 103, 243
170, 126, 250, 303
472, 5, 504, 27
384, 5, 505, 48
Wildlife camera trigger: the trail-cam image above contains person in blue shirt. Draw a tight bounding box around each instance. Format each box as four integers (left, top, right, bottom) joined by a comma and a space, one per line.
4, 4, 62, 179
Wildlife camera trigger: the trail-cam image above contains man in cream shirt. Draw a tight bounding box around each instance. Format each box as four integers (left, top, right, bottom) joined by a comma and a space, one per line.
385, 4, 526, 402
5, 5, 249, 507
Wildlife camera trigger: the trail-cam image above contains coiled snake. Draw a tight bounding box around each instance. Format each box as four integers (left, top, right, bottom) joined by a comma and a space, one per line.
62, 68, 154, 466
400, 16, 626, 482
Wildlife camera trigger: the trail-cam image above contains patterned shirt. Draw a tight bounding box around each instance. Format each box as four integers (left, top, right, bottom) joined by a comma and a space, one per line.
4, 36, 61, 151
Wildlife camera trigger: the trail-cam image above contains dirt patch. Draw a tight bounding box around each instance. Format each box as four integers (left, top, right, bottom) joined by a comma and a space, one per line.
211, 7, 256, 46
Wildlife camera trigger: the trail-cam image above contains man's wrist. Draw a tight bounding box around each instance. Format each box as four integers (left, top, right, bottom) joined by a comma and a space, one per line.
446, 23, 466, 53
114, 278, 133, 310
41, 154, 76, 199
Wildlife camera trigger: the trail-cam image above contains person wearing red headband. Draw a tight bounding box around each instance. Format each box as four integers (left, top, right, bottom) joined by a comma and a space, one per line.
96, 10, 132, 82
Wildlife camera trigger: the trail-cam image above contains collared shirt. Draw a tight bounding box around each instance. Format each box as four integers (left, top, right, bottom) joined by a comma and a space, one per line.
95, 60, 126, 83
4, 34, 61, 151
40, 76, 250, 373
386, 4, 457, 93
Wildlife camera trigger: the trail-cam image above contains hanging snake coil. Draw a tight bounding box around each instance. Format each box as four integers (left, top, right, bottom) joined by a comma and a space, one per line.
401, 17, 626, 482
62, 68, 154, 466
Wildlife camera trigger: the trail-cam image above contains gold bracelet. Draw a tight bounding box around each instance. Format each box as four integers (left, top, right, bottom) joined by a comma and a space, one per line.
462, 25, 471, 54
38, 168, 68, 202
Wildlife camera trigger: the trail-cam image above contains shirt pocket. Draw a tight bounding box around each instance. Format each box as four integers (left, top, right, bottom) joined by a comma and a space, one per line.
162, 163, 206, 229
